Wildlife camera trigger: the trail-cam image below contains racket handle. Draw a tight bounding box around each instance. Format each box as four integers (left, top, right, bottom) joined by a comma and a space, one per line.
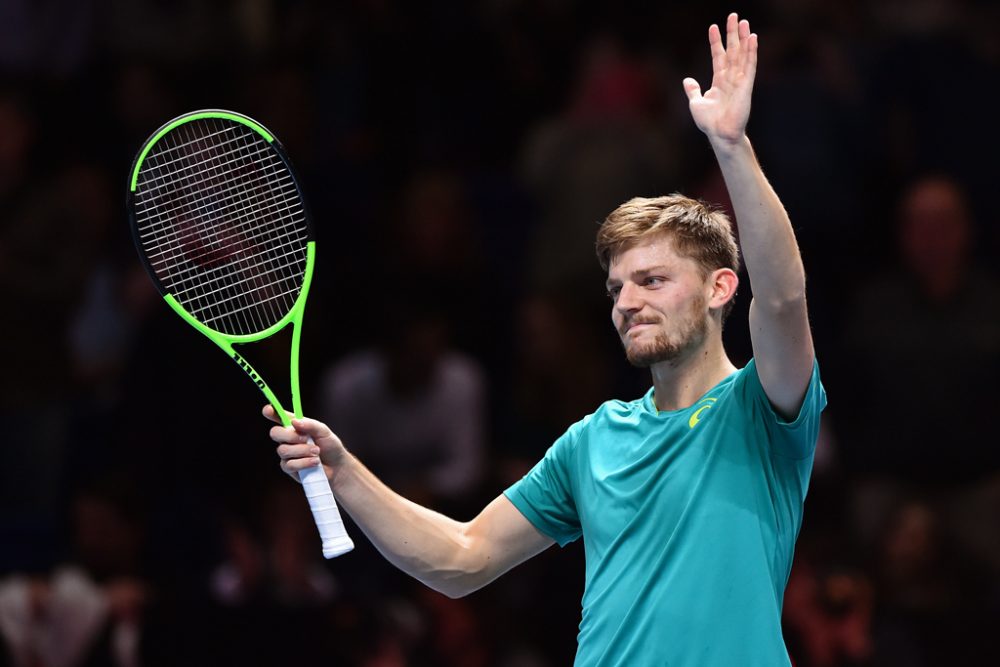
299, 450, 354, 558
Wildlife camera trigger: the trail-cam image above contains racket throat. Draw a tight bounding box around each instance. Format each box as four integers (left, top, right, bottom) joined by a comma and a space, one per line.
228, 347, 292, 426
232, 350, 267, 391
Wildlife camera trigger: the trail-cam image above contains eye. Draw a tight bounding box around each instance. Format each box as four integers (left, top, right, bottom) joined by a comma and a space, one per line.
642, 276, 665, 288
606, 286, 621, 301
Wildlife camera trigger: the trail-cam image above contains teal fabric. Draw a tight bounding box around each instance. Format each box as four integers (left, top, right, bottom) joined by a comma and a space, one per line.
504, 359, 826, 666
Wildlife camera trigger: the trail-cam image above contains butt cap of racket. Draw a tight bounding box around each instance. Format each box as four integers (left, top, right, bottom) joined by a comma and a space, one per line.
322, 536, 356, 559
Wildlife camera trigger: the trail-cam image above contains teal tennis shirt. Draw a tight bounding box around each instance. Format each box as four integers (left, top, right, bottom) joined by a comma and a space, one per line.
504, 359, 826, 666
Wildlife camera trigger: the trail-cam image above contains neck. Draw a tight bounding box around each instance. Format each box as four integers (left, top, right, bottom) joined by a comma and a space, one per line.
649, 336, 737, 412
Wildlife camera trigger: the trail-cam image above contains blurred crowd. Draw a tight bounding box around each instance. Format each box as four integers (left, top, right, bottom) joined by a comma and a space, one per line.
1, 1, 999, 665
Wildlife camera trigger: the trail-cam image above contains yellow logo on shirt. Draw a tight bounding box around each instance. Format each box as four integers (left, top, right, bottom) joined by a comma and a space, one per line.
688, 398, 718, 428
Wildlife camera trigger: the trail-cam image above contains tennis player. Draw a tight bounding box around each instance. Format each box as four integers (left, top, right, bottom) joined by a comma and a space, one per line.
269, 13, 825, 665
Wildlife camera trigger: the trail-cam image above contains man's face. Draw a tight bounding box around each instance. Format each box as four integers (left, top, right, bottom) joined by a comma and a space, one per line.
606, 235, 712, 367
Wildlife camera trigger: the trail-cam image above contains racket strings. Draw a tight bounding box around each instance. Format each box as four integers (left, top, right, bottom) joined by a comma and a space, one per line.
180, 247, 308, 312
133, 117, 309, 336
141, 184, 303, 273
150, 216, 304, 284
142, 126, 269, 334
135, 172, 299, 242
139, 188, 303, 267
133, 138, 287, 220
137, 120, 291, 334
138, 122, 256, 329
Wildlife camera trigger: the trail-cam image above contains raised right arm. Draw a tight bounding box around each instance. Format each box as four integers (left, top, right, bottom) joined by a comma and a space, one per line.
266, 406, 554, 598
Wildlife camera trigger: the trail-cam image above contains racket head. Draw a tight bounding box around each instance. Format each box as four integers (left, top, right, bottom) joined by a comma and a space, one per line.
127, 109, 315, 341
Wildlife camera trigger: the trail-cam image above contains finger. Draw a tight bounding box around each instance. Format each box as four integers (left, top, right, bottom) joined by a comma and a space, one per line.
746, 33, 758, 77
708, 24, 725, 74
682, 77, 703, 101
726, 13, 739, 66
276, 442, 321, 462
737, 20, 752, 70
280, 456, 321, 474
261, 404, 294, 425
270, 424, 309, 444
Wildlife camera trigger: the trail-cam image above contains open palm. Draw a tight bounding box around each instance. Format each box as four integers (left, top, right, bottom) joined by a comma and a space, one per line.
683, 13, 757, 145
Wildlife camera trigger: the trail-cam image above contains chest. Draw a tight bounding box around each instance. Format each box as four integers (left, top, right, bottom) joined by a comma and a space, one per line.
573, 403, 773, 548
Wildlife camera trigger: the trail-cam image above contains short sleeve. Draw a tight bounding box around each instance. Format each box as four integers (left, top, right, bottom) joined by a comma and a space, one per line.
731, 358, 827, 460
503, 422, 584, 546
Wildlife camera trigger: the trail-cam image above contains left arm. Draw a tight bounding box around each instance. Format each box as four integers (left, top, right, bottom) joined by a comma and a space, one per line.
684, 13, 814, 419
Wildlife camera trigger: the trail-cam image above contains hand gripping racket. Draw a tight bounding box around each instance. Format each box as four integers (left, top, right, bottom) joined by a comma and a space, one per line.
127, 109, 354, 558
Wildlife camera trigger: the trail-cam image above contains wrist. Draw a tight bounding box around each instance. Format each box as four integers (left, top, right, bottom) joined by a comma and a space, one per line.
709, 134, 752, 161
328, 450, 355, 491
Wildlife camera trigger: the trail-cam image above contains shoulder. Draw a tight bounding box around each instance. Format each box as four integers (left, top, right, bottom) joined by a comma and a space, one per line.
540, 393, 650, 459
567, 394, 649, 436
731, 358, 827, 458
732, 357, 824, 402
595, 391, 648, 419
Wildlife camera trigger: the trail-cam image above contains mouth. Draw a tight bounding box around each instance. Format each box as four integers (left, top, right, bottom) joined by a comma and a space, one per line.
623, 319, 658, 335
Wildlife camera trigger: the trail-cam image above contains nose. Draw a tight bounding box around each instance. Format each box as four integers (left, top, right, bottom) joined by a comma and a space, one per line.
615, 281, 643, 313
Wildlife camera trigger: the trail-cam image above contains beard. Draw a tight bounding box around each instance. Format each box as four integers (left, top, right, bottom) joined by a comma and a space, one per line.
621, 295, 709, 368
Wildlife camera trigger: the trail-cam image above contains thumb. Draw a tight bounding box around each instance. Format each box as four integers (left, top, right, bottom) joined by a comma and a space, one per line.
290, 416, 333, 441
682, 77, 702, 101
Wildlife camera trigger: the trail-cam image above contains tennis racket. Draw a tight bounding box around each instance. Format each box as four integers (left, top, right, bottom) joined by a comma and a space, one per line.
127, 109, 354, 558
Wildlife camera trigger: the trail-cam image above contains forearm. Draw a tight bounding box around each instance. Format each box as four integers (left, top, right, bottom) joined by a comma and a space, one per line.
712, 135, 806, 308
329, 454, 486, 597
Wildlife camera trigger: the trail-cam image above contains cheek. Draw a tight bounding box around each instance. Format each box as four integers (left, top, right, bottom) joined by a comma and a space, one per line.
651, 292, 685, 315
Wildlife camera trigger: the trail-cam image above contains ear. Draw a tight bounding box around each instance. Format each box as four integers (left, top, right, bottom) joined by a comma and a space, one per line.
706, 268, 738, 310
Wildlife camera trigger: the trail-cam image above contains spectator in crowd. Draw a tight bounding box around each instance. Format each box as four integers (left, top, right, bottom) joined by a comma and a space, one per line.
870, 498, 993, 665
519, 35, 679, 293
0, 478, 152, 667
840, 175, 1000, 483
318, 292, 487, 508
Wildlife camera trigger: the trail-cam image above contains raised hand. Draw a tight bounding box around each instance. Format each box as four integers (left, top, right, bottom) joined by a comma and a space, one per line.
264, 404, 348, 484
683, 13, 758, 146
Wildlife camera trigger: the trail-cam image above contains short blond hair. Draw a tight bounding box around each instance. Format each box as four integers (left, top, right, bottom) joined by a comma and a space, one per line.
596, 194, 740, 318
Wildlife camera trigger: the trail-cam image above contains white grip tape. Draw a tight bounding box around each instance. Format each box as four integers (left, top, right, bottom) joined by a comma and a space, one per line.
298, 444, 354, 558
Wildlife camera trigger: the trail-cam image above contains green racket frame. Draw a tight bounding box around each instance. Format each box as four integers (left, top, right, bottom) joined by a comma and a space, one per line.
128, 110, 308, 430
128, 110, 354, 558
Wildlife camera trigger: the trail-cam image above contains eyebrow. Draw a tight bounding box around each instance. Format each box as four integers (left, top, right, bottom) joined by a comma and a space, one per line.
606, 265, 673, 288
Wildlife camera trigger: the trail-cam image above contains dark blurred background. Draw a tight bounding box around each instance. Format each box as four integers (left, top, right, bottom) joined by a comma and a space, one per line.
1, 1, 999, 665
